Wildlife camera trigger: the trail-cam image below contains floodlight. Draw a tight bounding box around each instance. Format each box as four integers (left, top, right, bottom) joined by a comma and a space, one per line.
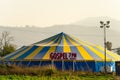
106, 21, 110, 25
106, 26, 110, 28
100, 21, 104, 25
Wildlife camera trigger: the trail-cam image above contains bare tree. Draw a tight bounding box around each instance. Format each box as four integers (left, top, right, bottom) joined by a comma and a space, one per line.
0, 31, 16, 56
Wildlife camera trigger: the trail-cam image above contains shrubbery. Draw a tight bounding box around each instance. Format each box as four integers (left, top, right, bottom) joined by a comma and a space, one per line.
0, 64, 57, 76
0, 64, 115, 77
0, 64, 116, 80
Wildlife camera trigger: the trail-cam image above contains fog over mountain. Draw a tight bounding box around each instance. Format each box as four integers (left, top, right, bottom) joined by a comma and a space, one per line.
73, 17, 120, 32
0, 17, 120, 49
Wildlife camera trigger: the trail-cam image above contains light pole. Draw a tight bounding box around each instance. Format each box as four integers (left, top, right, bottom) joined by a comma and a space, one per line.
100, 21, 110, 74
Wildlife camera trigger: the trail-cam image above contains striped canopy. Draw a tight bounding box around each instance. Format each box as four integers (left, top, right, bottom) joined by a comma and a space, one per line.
3, 32, 120, 61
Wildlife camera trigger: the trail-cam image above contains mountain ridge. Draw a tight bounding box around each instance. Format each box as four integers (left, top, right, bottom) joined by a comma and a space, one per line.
0, 24, 119, 49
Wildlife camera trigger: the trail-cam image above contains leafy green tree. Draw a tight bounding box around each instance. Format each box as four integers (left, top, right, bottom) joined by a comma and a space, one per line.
1, 44, 16, 56
105, 41, 112, 51
0, 31, 16, 57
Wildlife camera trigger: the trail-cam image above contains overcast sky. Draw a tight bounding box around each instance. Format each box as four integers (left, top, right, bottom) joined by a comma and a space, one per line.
0, 0, 120, 27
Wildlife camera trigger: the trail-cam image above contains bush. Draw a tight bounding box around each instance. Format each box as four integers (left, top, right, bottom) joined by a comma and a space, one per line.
0, 64, 57, 76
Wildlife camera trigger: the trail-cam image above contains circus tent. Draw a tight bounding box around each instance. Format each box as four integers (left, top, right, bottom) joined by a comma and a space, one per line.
2, 32, 120, 72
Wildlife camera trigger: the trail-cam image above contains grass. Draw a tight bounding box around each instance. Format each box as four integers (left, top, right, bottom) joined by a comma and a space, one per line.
0, 75, 116, 80
0, 64, 57, 76
0, 64, 118, 80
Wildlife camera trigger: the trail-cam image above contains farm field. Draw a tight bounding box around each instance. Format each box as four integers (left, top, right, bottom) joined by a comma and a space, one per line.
0, 75, 115, 80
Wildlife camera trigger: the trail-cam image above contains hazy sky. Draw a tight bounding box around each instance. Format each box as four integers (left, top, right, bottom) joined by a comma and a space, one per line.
0, 0, 120, 27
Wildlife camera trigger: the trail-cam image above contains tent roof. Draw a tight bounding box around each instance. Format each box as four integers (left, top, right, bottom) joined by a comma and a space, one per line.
32, 32, 93, 46
3, 32, 120, 61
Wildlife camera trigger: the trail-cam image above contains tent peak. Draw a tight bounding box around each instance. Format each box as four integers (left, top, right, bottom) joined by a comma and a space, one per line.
60, 32, 65, 35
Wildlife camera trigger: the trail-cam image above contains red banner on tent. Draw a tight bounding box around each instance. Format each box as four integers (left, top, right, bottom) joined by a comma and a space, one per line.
50, 52, 77, 60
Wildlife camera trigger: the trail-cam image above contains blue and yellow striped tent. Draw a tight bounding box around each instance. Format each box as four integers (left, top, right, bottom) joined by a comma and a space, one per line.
2, 32, 120, 72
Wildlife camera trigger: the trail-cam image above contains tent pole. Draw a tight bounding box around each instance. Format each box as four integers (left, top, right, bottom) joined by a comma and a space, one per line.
73, 60, 75, 72
27, 60, 31, 66
51, 60, 54, 69
62, 60, 64, 71
84, 60, 90, 72
39, 60, 41, 66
